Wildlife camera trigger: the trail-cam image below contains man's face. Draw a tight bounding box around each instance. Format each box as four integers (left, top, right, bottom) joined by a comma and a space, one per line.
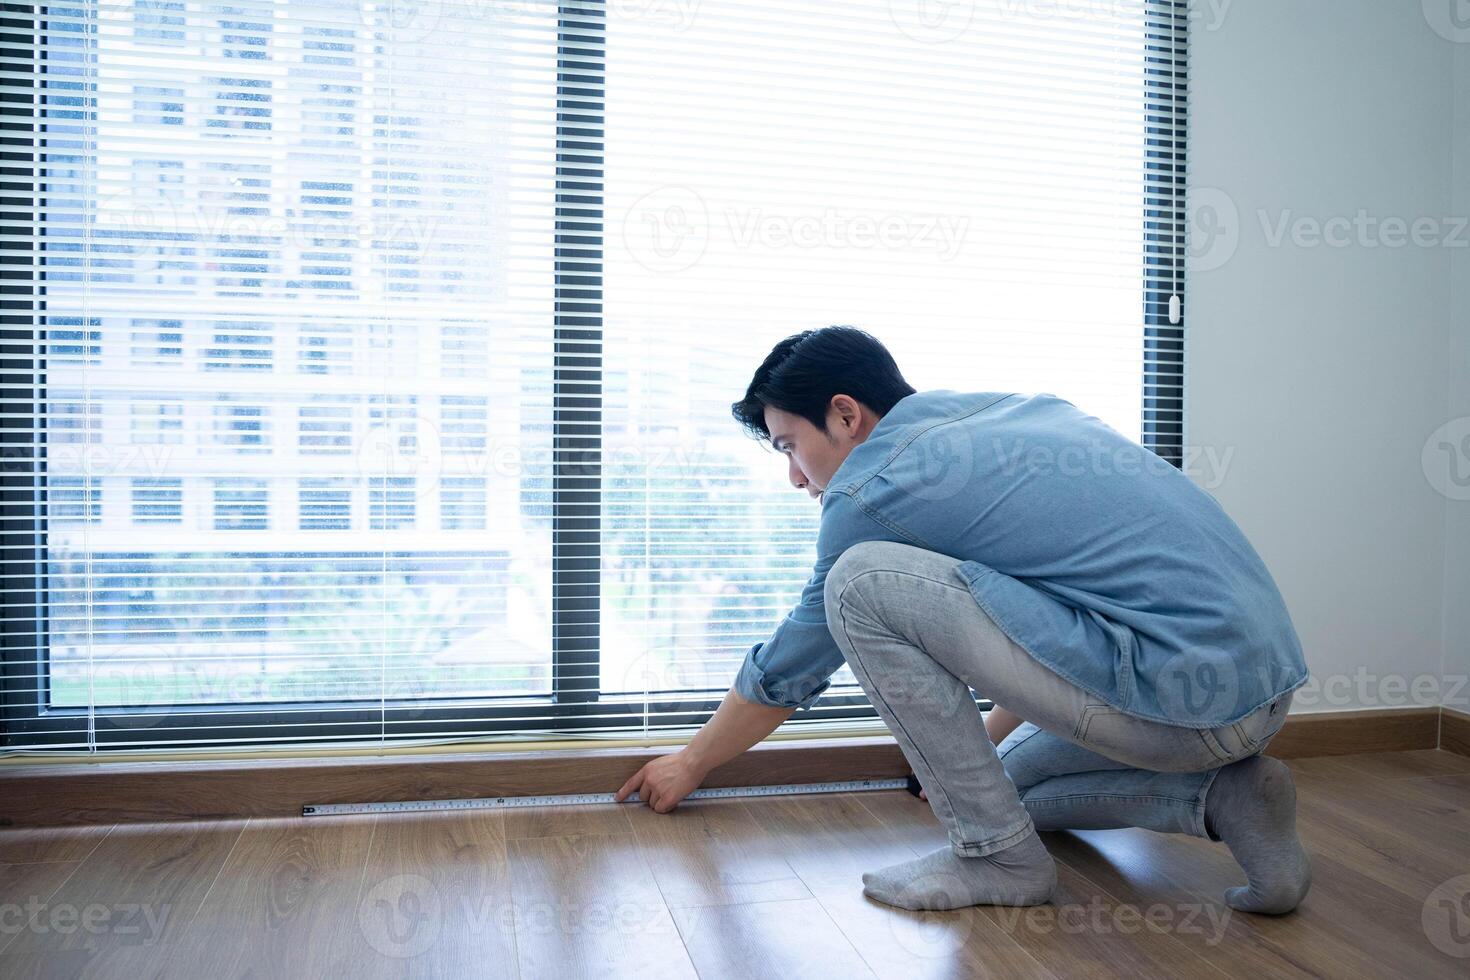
763, 396, 877, 500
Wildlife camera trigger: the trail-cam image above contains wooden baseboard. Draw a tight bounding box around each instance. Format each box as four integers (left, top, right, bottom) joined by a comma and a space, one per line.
1260, 706, 1441, 760
0, 736, 909, 829
1441, 705, 1470, 758
0, 705, 1452, 829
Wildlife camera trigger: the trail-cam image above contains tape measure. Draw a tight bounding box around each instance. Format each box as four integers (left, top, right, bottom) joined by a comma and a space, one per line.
302, 776, 915, 817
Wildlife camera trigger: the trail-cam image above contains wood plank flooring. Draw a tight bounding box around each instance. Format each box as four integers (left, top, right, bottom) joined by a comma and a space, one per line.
2, 748, 1468, 979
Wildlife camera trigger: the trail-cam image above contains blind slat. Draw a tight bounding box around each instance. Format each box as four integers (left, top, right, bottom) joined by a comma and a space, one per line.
1, 0, 1187, 752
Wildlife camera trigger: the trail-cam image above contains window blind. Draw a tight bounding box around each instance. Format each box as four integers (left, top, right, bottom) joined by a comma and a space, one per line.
1, 0, 1187, 751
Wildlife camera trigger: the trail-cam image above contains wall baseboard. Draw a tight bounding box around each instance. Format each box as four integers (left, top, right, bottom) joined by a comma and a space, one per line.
0, 736, 909, 829
0, 705, 1455, 828
1441, 706, 1470, 758
1259, 706, 1441, 760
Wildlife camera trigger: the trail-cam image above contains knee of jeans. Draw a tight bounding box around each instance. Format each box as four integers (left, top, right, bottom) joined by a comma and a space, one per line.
825, 540, 898, 617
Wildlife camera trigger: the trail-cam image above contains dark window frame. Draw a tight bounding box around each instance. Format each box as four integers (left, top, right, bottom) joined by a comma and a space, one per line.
1, 1, 1188, 750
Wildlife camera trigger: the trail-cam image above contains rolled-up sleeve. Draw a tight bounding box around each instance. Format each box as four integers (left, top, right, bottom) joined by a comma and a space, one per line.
732, 492, 898, 710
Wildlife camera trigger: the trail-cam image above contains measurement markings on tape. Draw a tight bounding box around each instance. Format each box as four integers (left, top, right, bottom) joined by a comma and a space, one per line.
302, 777, 911, 816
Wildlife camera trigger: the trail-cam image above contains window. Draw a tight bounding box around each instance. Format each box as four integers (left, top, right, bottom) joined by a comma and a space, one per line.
368, 477, 416, 531
129, 398, 184, 444
211, 398, 270, 454
133, 1, 184, 45
48, 478, 103, 525
129, 318, 184, 365
441, 477, 489, 532
213, 479, 269, 531
3, 1, 1186, 749
131, 87, 184, 126
48, 394, 102, 444
297, 396, 358, 455
130, 478, 184, 525
298, 478, 354, 532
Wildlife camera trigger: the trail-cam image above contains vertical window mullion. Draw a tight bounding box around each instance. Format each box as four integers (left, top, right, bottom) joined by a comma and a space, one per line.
2, 5, 77, 748
551, 2, 606, 705
1143, 0, 1188, 467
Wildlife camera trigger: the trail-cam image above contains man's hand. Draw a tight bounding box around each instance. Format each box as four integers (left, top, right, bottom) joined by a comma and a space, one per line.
614, 750, 708, 813
614, 687, 793, 814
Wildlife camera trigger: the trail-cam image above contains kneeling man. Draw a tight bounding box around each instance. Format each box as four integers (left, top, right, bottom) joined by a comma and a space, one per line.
616, 326, 1311, 915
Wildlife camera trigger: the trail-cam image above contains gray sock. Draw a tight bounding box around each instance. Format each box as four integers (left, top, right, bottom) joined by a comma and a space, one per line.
1204, 755, 1312, 914
861, 828, 1057, 911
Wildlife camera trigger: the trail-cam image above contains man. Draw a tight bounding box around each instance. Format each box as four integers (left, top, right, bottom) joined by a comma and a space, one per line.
615, 326, 1312, 915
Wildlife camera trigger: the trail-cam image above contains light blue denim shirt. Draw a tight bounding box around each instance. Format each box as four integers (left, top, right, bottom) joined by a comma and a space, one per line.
732, 390, 1308, 728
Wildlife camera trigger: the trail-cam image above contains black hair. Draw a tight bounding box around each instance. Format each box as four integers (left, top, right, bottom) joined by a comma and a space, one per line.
731, 326, 916, 442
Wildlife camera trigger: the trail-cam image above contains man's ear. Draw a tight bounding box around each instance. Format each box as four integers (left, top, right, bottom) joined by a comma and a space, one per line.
829, 394, 863, 437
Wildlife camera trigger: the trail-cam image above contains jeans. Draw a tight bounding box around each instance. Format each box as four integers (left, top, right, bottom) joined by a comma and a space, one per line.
824, 540, 1293, 857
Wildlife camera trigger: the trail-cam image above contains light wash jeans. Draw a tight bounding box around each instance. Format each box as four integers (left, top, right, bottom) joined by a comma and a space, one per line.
825, 540, 1293, 857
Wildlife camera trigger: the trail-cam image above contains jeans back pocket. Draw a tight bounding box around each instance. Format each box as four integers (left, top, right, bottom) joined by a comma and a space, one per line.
1236, 692, 1292, 753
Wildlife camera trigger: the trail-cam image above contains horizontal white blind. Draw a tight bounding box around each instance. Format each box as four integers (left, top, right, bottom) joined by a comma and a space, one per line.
597, 0, 1185, 705
2, 0, 1186, 751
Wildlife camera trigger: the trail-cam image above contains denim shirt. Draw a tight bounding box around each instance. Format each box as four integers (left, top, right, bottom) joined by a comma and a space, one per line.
732, 390, 1308, 728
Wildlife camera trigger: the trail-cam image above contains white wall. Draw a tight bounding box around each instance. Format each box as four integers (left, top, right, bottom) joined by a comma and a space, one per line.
1446, 35, 1470, 712
1186, 0, 1460, 715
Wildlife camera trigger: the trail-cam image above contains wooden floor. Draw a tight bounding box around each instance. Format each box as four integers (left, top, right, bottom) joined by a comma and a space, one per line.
1, 748, 1468, 979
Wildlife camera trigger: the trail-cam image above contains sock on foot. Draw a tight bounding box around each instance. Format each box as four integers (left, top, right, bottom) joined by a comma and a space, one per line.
1204, 755, 1312, 914
861, 828, 1057, 912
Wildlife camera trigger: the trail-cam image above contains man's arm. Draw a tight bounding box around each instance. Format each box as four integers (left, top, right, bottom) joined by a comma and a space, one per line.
614, 687, 793, 812
616, 493, 898, 813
